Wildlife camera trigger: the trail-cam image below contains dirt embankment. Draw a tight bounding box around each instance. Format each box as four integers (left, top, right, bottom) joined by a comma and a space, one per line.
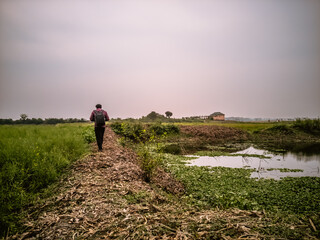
180, 125, 249, 142
12, 127, 267, 239
169, 125, 250, 153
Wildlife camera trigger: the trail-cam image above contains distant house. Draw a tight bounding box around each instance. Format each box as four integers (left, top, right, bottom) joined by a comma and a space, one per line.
209, 112, 225, 121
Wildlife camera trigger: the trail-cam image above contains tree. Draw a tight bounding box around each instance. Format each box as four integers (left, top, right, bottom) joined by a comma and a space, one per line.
165, 111, 173, 118
20, 114, 28, 121
147, 111, 158, 121
146, 111, 165, 121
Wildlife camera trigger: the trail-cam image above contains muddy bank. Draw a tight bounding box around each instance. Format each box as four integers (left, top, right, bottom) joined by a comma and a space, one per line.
180, 125, 250, 142
161, 125, 250, 154
173, 124, 320, 154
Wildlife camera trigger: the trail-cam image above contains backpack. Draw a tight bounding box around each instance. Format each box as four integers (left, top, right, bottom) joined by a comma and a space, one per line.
94, 110, 105, 127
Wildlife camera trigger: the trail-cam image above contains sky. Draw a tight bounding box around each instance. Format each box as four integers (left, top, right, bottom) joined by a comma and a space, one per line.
0, 0, 319, 120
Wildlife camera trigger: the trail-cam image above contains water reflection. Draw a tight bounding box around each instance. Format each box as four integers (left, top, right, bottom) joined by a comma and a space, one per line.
257, 142, 320, 157
187, 145, 320, 180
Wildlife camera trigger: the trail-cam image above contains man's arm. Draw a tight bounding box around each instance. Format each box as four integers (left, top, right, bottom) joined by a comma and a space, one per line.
104, 111, 110, 121
90, 111, 95, 122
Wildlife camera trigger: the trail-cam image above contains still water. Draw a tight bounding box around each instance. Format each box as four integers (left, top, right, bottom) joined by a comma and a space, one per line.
187, 144, 320, 180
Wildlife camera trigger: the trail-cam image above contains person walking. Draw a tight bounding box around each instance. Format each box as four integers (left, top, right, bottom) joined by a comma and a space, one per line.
90, 104, 110, 151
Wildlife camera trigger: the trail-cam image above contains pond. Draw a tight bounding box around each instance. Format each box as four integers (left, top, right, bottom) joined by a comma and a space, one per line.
187, 144, 320, 180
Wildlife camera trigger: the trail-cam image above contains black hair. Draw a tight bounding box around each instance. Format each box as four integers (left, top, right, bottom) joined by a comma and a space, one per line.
96, 104, 102, 109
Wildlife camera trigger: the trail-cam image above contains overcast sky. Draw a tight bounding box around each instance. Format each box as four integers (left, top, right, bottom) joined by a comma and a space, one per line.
0, 0, 319, 120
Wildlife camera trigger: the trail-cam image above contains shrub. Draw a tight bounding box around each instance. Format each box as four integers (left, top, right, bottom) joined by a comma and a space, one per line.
109, 122, 122, 135
149, 124, 180, 136
267, 124, 294, 135
82, 125, 96, 143
293, 118, 320, 134
110, 122, 180, 142
137, 145, 162, 182
161, 144, 182, 155
110, 122, 148, 142
164, 124, 180, 134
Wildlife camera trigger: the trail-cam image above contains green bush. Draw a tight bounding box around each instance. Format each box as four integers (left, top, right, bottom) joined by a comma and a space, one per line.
0, 125, 89, 236
82, 125, 96, 143
293, 118, 320, 134
266, 124, 294, 135
149, 124, 180, 136
110, 122, 148, 142
109, 121, 122, 135
137, 145, 162, 182
165, 124, 180, 134
161, 144, 182, 155
110, 122, 180, 142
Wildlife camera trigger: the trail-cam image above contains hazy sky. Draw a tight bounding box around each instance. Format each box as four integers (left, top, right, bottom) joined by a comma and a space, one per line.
0, 0, 319, 119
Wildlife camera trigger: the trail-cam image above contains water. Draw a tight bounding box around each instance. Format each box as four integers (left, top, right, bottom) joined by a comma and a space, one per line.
187, 144, 320, 180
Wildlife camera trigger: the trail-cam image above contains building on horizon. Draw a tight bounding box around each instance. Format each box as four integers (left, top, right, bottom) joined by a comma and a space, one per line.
209, 112, 225, 121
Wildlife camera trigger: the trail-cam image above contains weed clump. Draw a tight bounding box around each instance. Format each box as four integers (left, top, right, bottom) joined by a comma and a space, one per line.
137, 146, 162, 182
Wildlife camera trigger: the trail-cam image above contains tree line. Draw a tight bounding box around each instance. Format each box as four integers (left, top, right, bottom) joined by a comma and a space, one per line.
0, 111, 175, 125
0, 114, 87, 125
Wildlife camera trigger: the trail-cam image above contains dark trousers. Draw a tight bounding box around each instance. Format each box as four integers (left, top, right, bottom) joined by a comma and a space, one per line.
95, 127, 105, 150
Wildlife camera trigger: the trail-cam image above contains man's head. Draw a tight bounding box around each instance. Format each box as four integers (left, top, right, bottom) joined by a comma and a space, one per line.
96, 104, 102, 109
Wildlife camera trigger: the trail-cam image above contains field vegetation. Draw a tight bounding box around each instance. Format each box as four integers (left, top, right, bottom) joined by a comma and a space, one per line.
112, 119, 320, 239
0, 124, 92, 236
1, 118, 319, 238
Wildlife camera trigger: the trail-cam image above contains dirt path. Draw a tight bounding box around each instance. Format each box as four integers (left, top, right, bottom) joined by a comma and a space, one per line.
13, 127, 266, 239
